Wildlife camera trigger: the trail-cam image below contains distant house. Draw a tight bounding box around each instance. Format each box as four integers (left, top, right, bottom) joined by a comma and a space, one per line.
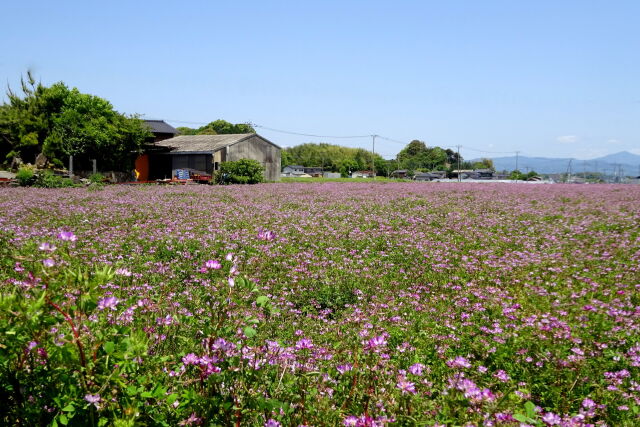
390, 169, 408, 179
473, 169, 494, 179
281, 166, 324, 178
304, 167, 323, 177
414, 171, 447, 181
143, 120, 179, 142
136, 133, 280, 181
282, 165, 306, 177
351, 170, 375, 178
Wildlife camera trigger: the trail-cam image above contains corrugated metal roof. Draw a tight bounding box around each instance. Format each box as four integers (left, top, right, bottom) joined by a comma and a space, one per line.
143, 120, 179, 135
154, 134, 253, 153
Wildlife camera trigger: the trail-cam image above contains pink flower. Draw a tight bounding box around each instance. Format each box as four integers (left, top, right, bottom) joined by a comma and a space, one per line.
396, 377, 416, 394
258, 230, 276, 241
542, 412, 561, 425
447, 356, 472, 369
97, 296, 119, 310
57, 231, 77, 242
39, 242, 56, 252
408, 363, 425, 376
42, 258, 55, 268
204, 259, 221, 270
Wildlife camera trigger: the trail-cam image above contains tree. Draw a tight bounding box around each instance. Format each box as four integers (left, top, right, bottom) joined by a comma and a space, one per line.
0, 72, 150, 170
396, 140, 456, 172
215, 159, 264, 184
281, 143, 385, 174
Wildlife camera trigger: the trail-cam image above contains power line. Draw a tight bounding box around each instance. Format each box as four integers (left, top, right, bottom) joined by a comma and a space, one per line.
253, 124, 371, 139
155, 116, 524, 156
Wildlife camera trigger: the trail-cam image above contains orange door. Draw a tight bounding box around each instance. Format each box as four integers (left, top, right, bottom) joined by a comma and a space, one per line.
134, 154, 149, 181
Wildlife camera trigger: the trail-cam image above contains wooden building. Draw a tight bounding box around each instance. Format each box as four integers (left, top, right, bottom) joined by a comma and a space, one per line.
138, 133, 281, 181
143, 120, 179, 142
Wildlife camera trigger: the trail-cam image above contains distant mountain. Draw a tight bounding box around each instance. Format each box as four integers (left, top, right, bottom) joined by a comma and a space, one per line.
476, 151, 640, 175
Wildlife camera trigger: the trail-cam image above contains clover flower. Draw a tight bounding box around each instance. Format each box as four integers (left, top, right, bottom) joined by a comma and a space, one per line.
57, 231, 77, 242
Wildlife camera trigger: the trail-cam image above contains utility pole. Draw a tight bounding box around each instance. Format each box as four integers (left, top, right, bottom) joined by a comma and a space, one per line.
566, 159, 573, 183
515, 151, 520, 172
371, 134, 377, 178
456, 145, 461, 182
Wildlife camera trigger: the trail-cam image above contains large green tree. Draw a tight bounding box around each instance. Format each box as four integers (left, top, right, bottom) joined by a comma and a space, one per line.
282, 143, 385, 176
177, 120, 255, 136
396, 140, 458, 172
0, 72, 150, 170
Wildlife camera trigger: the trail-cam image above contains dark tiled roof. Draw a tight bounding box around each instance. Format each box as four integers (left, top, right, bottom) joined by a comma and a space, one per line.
143, 120, 179, 135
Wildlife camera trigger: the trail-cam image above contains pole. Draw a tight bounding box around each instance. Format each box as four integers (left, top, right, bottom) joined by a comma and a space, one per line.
371, 135, 377, 178
92, 159, 97, 175
515, 151, 520, 172
456, 145, 461, 182
69, 155, 74, 178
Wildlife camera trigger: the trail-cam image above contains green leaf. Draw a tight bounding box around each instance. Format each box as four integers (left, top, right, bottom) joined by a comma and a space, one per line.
104, 341, 115, 354
513, 414, 529, 423
243, 326, 257, 338
141, 391, 153, 398
256, 295, 269, 307
61, 404, 75, 412
525, 401, 536, 418
59, 414, 69, 425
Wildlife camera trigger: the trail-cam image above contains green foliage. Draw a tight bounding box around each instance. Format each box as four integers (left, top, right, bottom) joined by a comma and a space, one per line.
15, 165, 35, 186
33, 170, 75, 188
176, 120, 255, 136
88, 173, 105, 184
282, 143, 385, 175
215, 159, 264, 184
509, 170, 539, 180
0, 71, 151, 170
396, 140, 460, 172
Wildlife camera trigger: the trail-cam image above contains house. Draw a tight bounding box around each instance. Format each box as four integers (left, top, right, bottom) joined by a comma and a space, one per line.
473, 169, 494, 179
414, 171, 447, 181
282, 165, 306, 177
281, 166, 324, 178
351, 170, 375, 178
137, 133, 281, 181
390, 169, 408, 179
143, 120, 179, 142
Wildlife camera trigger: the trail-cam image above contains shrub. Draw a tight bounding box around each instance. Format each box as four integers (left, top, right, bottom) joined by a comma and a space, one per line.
215, 159, 264, 184
33, 170, 75, 188
15, 165, 35, 186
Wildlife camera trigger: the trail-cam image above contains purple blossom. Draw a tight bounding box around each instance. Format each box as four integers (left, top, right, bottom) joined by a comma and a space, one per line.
38, 242, 56, 252
42, 258, 55, 268
264, 419, 281, 427
408, 363, 425, 376
182, 353, 199, 365
396, 376, 416, 394
542, 412, 562, 425
258, 230, 276, 241
204, 259, 221, 270
57, 231, 77, 242
295, 338, 314, 350
447, 356, 472, 369
337, 363, 353, 374
97, 296, 119, 310
494, 369, 510, 382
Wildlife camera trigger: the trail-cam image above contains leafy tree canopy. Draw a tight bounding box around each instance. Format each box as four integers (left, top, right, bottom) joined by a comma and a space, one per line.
177, 120, 255, 136
396, 140, 463, 172
282, 143, 385, 176
0, 72, 150, 170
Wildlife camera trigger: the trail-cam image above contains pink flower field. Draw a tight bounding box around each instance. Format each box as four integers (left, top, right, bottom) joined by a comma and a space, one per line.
1, 182, 639, 426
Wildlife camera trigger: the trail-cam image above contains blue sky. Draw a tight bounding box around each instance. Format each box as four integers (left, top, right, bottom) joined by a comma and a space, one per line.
2, 0, 638, 160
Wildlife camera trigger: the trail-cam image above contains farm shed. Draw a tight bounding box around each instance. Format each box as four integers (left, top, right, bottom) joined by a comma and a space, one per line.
147, 133, 281, 181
